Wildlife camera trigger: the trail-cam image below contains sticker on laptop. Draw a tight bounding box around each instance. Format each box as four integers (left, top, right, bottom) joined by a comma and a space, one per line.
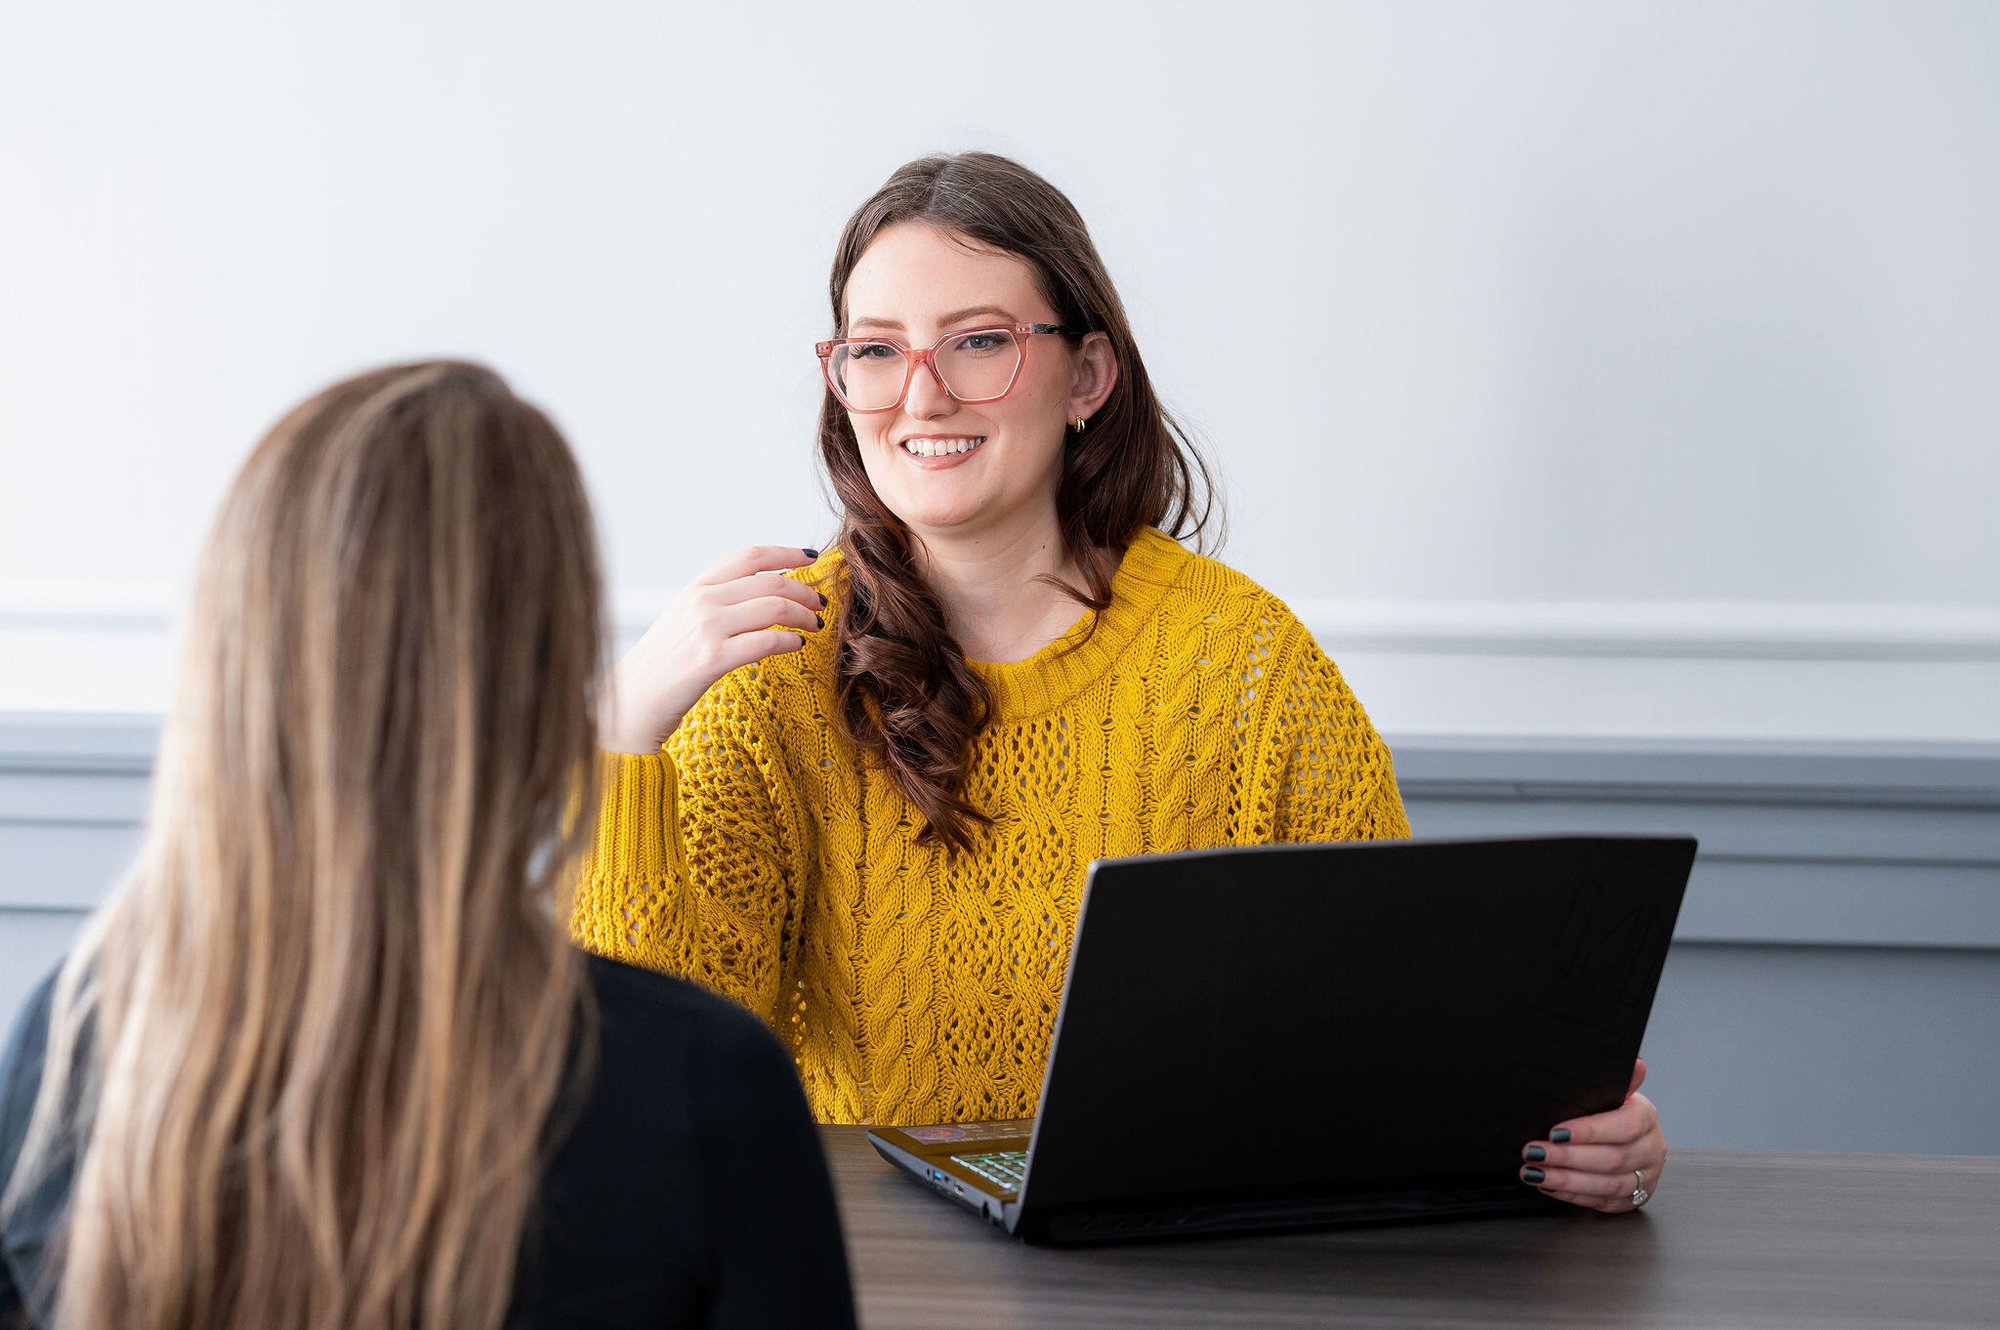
903, 1126, 969, 1143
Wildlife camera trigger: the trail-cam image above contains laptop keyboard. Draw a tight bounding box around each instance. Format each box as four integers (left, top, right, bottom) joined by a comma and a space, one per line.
951, 1150, 1028, 1193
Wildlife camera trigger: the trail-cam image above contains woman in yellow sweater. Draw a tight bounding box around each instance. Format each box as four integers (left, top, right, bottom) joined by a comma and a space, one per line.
576, 153, 1668, 1213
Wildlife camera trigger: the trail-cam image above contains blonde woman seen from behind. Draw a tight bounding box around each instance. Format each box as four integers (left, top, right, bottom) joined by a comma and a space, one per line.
0, 362, 855, 1329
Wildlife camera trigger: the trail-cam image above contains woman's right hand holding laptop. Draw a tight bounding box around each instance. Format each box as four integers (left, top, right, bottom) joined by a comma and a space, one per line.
1520, 1058, 1667, 1213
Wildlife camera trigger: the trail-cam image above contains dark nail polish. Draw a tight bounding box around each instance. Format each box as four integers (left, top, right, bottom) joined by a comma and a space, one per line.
1526, 1145, 1547, 1162
1522, 1166, 1545, 1184
817, 592, 829, 608
1550, 1128, 1572, 1143
814, 614, 824, 630
802, 547, 820, 559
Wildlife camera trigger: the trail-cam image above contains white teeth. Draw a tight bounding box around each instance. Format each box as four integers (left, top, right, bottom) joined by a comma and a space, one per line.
903, 436, 984, 458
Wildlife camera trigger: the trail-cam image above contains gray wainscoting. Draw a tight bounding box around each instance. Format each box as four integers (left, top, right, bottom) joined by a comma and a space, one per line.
0, 714, 155, 1030
1393, 735, 2000, 1154
4, 716, 1997, 1153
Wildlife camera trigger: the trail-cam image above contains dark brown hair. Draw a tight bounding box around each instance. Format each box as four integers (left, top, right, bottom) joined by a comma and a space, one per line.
819, 152, 1216, 852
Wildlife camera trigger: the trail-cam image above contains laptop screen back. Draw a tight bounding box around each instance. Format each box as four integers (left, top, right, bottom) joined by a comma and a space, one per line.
1019, 835, 1693, 1210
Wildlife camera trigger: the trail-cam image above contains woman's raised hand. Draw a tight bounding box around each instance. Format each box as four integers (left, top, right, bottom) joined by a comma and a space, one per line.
598, 546, 826, 754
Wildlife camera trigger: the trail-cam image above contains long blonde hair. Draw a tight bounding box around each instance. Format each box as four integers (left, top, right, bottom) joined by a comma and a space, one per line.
3, 361, 605, 1329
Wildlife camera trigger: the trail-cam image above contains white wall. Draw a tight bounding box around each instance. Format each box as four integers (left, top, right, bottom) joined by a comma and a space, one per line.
3, 0, 1996, 737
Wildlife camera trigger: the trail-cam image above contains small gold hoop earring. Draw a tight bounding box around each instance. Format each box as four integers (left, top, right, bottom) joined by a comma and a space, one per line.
1074, 416, 1087, 433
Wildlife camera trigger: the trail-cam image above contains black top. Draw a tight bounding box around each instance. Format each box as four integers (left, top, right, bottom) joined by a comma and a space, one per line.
0, 953, 856, 1329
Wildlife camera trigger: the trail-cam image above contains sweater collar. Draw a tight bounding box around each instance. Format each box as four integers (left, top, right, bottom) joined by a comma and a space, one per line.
966, 526, 1189, 722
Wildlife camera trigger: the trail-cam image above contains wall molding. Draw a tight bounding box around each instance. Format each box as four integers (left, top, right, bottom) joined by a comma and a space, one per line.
1290, 600, 2000, 662
617, 593, 2000, 663
0, 581, 181, 632
9, 591, 1997, 737
8, 711, 1997, 787
1391, 733, 2000, 807
5, 584, 1999, 663
5, 711, 1996, 945
0, 712, 161, 774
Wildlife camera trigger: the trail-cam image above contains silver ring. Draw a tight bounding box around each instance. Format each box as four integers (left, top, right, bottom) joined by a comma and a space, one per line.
1631, 1168, 1650, 1209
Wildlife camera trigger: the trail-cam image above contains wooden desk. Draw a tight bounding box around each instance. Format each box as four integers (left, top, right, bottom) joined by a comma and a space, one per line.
820, 1126, 2000, 1328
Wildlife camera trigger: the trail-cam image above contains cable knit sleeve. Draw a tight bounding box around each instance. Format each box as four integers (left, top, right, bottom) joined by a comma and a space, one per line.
1262, 628, 1412, 844
570, 667, 812, 1027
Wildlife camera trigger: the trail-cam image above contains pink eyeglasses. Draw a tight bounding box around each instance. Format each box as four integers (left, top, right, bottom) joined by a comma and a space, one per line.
815, 323, 1076, 414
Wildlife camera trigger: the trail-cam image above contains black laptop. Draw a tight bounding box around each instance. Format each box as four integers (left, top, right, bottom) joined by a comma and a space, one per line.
868, 834, 1695, 1244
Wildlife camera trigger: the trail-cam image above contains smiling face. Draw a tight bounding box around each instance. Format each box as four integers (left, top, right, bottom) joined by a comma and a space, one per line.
839, 221, 1095, 551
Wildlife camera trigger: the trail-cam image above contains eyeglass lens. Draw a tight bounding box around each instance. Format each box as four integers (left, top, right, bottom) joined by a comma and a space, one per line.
829, 329, 1023, 411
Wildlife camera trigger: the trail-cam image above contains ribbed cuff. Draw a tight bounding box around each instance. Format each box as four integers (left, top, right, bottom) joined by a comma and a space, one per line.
591, 749, 682, 884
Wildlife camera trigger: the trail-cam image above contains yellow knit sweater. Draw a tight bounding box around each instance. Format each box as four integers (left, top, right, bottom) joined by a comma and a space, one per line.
572, 527, 1409, 1126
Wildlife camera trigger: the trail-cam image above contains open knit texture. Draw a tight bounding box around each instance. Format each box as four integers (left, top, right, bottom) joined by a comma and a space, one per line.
572, 527, 1410, 1126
